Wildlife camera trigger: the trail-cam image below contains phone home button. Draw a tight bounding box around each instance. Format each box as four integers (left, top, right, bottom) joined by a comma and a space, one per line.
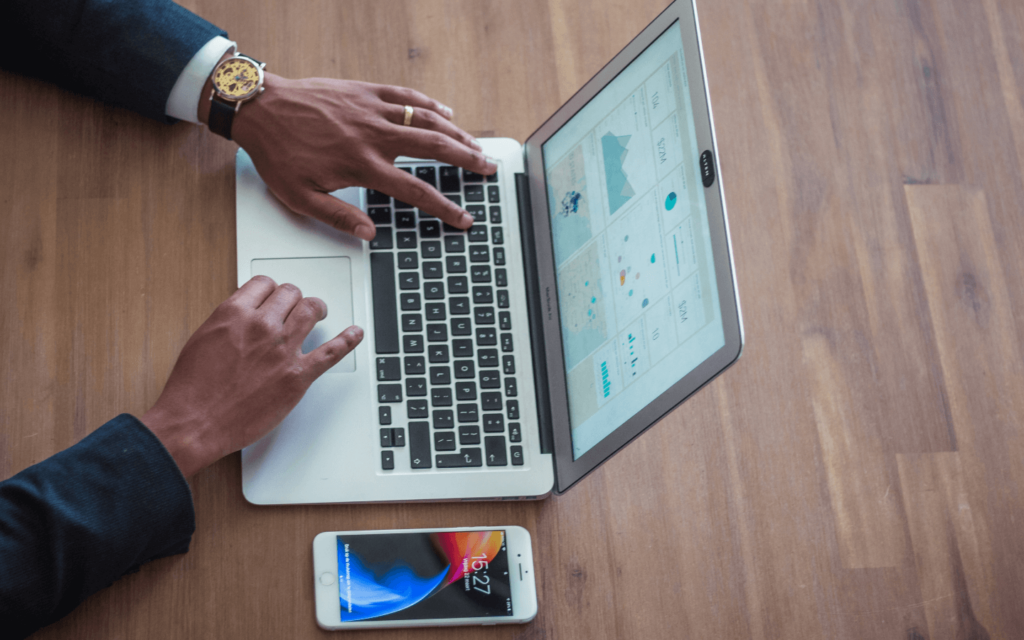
319, 572, 335, 586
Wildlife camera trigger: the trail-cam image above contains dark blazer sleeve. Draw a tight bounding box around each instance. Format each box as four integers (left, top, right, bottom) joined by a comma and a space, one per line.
0, 0, 227, 121
0, 414, 196, 640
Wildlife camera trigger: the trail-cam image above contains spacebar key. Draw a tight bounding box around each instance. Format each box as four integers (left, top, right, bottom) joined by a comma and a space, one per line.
436, 448, 483, 468
370, 252, 399, 354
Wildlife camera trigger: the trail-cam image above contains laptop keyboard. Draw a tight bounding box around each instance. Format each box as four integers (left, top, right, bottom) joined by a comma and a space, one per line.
369, 163, 526, 472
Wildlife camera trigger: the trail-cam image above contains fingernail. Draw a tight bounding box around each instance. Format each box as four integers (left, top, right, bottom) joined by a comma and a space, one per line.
470, 138, 483, 151
485, 156, 498, 172
460, 212, 474, 227
441, 104, 454, 119
346, 326, 364, 341
355, 224, 375, 241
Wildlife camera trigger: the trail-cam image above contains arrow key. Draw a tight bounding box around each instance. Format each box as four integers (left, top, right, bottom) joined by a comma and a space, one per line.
485, 435, 507, 466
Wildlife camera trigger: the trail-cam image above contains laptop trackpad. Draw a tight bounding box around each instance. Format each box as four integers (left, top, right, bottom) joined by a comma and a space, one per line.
250, 257, 355, 373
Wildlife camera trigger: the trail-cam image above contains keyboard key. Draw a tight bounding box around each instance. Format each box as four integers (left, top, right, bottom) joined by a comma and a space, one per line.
379, 406, 392, 425
378, 384, 402, 403
407, 399, 428, 418
396, 210, 417, 228
402, 314, 422, 332
495, 268, 508, 287
427, 324, 448, 342
483, 414, 504, 432
473, 286, 493, 304
466, 205, 486, 222
499, 311, 512, 330
504, 377, 517, 397
444, 235, 465, 253
369, 227, 393, 250
434, 431, 457, 451
457, 404, 479, 423
465, 184, 485, 202
468, 225, 488, 242
394, 196, 414, 210
423, 261, 443, 279
367, 189, 390, 205
485, 436, 507, 466
369, 207, 391, 225
409, 423, 431, 468
439, 166, 460, 192
478, 349, 499, 368
400, 293, 420, 311
431, 387, 453, 406
463, 169, 484, 182
507, 400, 520, 419
429, 345, 449, 363
488, 185, 500, 203
459, 424, 481, 444
399, 272, 419, 290
425, 303, 445, 321
469, 246, 489, 262
422, 241, 442, 259
393, 428, 406, 447
398, 252, 417, 270
475, 307, 495, 324
420, 220, 441, 237
510, 445, 524, 465
397, 231, 417, 249
446, 255, 467, 273
493, 247, 506, 265
502, 355, 515, 374
497, 289, 509, 308
403, 334, 423, 353
381, 450, 395, 470
445, 194, 462, 207
448, 276, 468, 294
433, 410, 454, 429
416, 166, 437, 188
509, 423, 522, 442
482, 392, 502, 411
454, 359, 475, 379
489, 206, 502, 224
500, 333, 513, 352
449, 297, 470, 315
453, 340, 474, 359
456, 381, 477, 400
477, 328, 497, 346
370, 253, 399, 354
424, 281, 445, 299
451, 317, 472, 336
471, 265, 491, 283
479, 370, 500, 388
430, 366, 451, 385
405, 378, 427, 397
437, 448, 482, 468
376, 357, 400, 381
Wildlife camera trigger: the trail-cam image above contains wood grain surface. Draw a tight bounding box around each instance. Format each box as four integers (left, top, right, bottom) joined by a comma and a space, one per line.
2, 0, 1023, 638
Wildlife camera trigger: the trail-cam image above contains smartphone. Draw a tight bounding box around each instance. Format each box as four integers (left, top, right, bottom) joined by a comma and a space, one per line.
312, 526, 538, 630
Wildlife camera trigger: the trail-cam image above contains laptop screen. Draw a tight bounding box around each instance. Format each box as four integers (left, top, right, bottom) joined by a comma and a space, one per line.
541, 21, 726, 460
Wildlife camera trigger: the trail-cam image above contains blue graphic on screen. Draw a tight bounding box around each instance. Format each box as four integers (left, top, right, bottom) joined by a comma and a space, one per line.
601, 133, 636, 215
337, 545, 447, 621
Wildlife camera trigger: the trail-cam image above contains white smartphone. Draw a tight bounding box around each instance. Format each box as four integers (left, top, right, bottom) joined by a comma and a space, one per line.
312, 526, 538, 630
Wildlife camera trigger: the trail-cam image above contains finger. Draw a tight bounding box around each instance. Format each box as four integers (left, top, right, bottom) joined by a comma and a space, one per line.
229, 275, 278, 309
306, 325, 364, 378
259, 282, 304, 321
283, 296, 327, 345
289, 189, 377, 241
386, 103, 481, 152
372, 166, 474, 229
377, 85, 454, 121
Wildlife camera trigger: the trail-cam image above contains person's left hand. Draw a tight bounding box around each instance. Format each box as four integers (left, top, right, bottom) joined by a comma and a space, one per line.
225, 73, 496, 242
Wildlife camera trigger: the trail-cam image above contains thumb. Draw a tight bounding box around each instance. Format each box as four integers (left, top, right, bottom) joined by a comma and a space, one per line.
286, 188, 377, 242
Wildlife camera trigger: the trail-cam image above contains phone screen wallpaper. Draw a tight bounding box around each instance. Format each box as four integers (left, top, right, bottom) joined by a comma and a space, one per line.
336, 530, 513, 622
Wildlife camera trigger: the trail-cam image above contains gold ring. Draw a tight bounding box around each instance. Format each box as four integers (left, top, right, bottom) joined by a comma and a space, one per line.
403, 105, 414, 126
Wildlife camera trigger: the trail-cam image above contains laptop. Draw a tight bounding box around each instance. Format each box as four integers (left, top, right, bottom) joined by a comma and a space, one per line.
235, 0, 743, 504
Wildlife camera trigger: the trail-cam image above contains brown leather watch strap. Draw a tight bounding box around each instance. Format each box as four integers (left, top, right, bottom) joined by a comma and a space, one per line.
208, 98, 235, 141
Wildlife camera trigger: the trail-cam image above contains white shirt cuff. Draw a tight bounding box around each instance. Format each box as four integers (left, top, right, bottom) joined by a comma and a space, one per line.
165, 36, 237, 123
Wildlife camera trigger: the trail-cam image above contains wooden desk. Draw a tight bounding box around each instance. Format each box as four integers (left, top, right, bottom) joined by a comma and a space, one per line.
2, 0, 1023, 638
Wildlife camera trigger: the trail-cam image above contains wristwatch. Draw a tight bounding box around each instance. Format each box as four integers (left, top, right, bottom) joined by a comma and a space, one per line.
208, 52, 267, 140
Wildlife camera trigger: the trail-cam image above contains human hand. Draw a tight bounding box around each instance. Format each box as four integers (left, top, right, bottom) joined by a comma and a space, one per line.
141, 276, 363, 478
228, 73, 496, 241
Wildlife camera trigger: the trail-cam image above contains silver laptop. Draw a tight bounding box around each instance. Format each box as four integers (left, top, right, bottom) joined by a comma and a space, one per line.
235, 0, 743, 504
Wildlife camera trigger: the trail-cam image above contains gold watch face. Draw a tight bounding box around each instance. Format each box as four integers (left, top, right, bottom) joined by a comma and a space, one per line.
213, 57, 262, 100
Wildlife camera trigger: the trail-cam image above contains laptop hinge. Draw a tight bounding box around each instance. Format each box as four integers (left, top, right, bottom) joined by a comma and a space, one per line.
515, 172, 554, 455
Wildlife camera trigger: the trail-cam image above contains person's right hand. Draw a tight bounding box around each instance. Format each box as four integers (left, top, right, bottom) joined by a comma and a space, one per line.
141, 276, 363, 478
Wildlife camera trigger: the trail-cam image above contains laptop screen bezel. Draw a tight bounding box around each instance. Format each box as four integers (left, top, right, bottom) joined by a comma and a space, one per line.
522, 0, 744, 494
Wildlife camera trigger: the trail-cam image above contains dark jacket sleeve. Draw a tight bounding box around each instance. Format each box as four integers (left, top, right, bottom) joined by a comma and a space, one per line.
0, 414, 196, 640
0, 0, 227, 121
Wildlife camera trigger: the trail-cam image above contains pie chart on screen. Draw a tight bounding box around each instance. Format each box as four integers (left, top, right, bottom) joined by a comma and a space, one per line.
665, 192, 677, 210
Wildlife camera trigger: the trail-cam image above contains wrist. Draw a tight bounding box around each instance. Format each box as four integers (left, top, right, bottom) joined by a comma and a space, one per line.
231, 72, 286, 149
141, 403, 221, 478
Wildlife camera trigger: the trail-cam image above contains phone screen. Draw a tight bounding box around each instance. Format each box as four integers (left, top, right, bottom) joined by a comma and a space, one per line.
335, 529, 514, 622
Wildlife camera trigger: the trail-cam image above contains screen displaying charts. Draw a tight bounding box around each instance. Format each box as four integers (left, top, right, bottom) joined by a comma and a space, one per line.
542, 21, 726, 460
